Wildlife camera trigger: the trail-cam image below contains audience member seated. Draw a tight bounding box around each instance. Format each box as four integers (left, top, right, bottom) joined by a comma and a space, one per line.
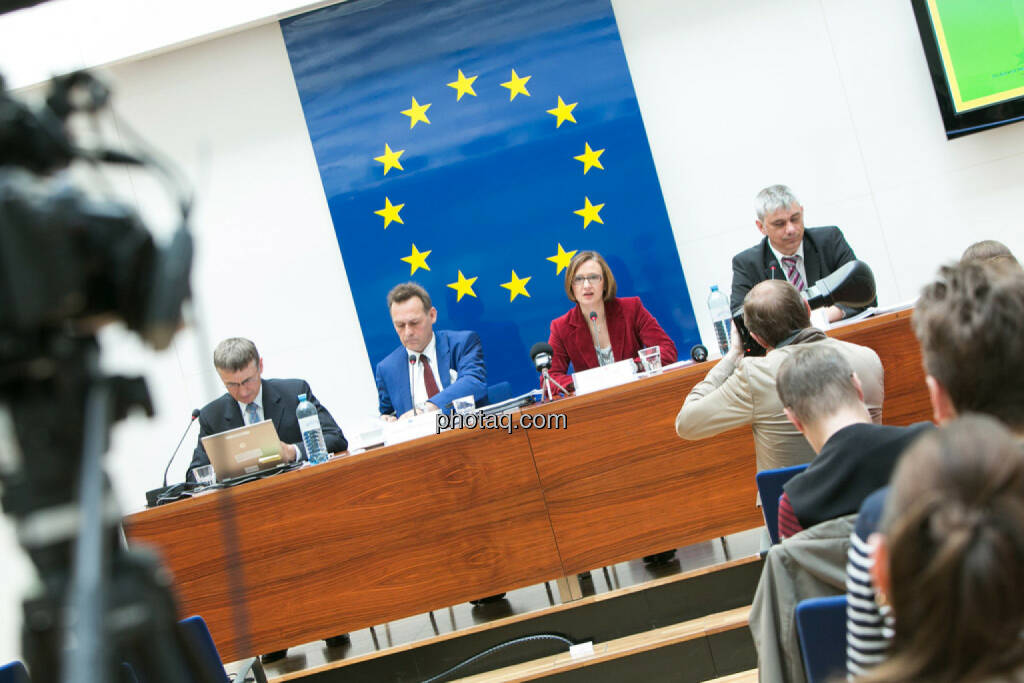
773, 345, 932, 539
847, 259, 1024, 677
730, 184, 874, 321
861, 416, 1024, 683
376, 282, 487, 419
960, 238, 1020, 267
676, 279, 883, 473
548, 250, 676, 394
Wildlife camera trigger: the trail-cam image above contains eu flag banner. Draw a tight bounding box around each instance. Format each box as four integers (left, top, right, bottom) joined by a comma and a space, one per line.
281, 0, 699, 395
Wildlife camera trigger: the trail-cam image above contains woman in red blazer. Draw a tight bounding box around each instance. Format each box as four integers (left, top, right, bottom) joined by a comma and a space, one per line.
548, 251, 677, 393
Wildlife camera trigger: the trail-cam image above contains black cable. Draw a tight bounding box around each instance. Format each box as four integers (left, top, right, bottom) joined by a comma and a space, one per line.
420, 633, 576, 683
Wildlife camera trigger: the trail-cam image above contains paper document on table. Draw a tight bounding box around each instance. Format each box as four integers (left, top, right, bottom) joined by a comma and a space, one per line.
573, 359, 636, 396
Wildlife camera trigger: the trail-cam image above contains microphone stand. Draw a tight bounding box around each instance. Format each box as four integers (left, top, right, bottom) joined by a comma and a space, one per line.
540, 368, 569, 403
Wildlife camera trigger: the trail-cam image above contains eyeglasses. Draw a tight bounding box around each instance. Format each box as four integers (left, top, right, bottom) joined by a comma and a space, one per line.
572, 274, 603, 285
224, 375, 259, 390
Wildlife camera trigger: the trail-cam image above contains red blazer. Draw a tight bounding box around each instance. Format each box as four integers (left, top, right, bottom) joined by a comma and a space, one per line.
548, 296, 677, 392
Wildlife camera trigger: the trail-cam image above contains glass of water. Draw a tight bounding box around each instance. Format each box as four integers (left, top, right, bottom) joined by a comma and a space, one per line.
452, 395, 476, 415
191, 465, 215, 488
638, 346, 663, 377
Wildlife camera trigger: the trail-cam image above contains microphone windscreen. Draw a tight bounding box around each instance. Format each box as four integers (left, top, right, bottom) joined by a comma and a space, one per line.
530, 341, 554, 360
589, 311, 597, 321
690, 344, 708, 363
191, 408, 201, 418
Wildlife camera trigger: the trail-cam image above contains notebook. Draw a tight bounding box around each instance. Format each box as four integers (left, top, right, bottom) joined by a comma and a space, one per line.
201, 419, 284, 482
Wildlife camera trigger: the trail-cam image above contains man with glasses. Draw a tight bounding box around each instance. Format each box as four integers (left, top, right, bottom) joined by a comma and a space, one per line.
187, 337, 347, 478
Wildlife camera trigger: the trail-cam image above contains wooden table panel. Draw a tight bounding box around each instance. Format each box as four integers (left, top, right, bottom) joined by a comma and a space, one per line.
124, 426, 562, 661
524, 364, 763, 574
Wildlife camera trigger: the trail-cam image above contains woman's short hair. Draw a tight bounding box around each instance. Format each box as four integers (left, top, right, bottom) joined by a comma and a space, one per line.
865, 415, 1024, 683
564, 251, 617, 303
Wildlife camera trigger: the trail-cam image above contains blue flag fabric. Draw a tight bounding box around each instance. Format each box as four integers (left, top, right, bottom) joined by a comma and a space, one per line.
281, 0, 699, 396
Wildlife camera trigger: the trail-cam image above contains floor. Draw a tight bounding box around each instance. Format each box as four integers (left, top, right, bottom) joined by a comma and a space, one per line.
232, 527, 763, 678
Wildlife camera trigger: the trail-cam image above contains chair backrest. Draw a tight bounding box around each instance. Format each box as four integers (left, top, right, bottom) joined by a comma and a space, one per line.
796, 595, 848, 683
179, 616, 231, 683
756, 464, 808, 544
485, 381, 512, 405
0, 661, 30, 683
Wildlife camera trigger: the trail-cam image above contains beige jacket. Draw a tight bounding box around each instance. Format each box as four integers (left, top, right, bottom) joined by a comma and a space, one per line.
675, 337, 884, 472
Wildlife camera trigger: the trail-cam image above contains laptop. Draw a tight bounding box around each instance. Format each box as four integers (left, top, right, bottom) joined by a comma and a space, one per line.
201, 419, 285, 482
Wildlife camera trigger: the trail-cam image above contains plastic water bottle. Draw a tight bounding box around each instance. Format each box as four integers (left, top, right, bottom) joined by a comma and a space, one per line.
707, 285, 732, 357
296, 393, 328, 464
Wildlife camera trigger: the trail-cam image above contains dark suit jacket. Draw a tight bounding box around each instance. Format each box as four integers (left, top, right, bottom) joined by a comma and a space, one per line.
783, 422, 933, 529
729, 226, 875, 316
375, 329, 487, 417
187, 377, 346, 479
548, 296, 677, 392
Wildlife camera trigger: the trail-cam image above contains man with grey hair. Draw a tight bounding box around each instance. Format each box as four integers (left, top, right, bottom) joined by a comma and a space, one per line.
773, 344, 931, 539
729, 184, 873, 322
187, 337, 346, 478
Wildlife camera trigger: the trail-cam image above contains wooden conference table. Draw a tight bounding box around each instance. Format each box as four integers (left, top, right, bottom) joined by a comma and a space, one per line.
123, 309, 931, 661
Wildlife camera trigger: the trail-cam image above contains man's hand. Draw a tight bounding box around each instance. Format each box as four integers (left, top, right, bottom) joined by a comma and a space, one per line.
825, 305, 845, 323
422, 402, 441, 413
380, 414, 397, 422
279, 442, 298, 462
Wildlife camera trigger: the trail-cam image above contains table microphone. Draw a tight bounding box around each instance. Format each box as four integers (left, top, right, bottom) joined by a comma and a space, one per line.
690, 344, 709, 363
145, 408, 200, 507
530, 342, 569, 400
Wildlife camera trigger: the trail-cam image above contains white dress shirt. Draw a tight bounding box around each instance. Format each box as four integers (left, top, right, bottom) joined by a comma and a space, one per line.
407, 333, 444, 411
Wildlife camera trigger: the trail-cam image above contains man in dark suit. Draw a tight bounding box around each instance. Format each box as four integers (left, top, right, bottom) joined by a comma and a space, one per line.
187, 337, 349, 662
376, 282, 487, 420
187, 337, 347, 477
730, 184, 874, 321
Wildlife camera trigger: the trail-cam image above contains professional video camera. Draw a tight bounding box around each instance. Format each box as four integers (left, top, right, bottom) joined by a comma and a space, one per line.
0, 67, 212, 682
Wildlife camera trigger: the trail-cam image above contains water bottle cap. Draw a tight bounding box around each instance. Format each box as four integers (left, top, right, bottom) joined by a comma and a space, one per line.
298, 393, 307, 401
710, 285, 719, 292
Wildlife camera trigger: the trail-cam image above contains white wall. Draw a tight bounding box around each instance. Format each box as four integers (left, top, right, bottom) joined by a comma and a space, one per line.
3, 0, 1023, 664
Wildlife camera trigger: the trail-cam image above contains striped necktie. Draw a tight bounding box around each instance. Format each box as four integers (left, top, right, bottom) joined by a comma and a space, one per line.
780, 255, 805, 291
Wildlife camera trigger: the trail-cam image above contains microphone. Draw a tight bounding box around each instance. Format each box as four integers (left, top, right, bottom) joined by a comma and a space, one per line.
145, 408, 200, 507
529, 342, 569, 401
530, 341, 554, 371
589, 311, 598, 324
803, 260, 876, 310
690, 344, 709, 363
770, 265, 777, 280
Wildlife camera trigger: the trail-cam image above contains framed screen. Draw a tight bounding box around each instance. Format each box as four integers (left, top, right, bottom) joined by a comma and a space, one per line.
911, 0, 1024, 139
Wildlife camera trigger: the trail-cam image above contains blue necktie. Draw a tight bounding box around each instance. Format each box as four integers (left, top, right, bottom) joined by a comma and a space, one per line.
246, 402, 261, 424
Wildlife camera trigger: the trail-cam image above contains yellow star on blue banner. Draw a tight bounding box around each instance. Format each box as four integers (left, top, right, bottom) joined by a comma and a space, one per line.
574, 197, 605, 228
447, 270, 478, 301
500, 270, 531, 301
401, 97, 431, 128
500, 69, 531, 100
546, 96, 577, 127
401, 244, 431, 274
546, 244, 577, 274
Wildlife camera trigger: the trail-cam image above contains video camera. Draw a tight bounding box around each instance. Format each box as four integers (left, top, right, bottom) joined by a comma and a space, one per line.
0, 67, 200, 683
